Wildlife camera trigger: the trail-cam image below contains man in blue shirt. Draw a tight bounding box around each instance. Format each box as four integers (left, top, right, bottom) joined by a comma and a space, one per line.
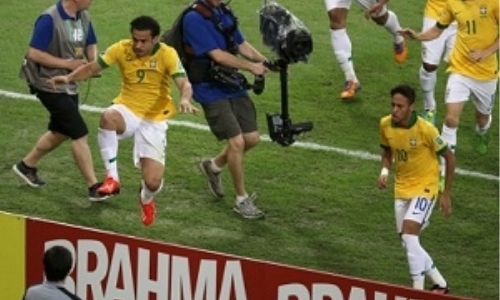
183, 0, 268, 219
14, 0, 108, 200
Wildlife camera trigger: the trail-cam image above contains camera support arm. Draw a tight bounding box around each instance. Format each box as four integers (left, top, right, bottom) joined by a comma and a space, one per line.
276, 59, 290, 121
266, 59, 313, 146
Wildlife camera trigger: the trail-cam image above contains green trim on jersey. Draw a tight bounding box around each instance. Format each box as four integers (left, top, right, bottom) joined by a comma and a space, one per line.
152, 42, 160, 55
172, 73, 187, 79
436, 22, 449, 30
97, 56, 109, 69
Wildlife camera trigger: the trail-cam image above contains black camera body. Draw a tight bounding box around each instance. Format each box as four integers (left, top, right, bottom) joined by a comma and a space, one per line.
259, 1, 313, 64
266, 113, 313, 146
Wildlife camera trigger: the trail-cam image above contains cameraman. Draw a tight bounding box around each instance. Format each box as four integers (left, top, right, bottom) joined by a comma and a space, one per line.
183, 0, 268, 219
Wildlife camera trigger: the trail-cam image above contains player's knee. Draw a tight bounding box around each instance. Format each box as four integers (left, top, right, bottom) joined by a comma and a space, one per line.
371, 14, 388, 25
99, 109, 121, 130
444, 114, 460, 128
422, 62, 438, 73
475, 112, 490, 127
328, 9, 347, 29
143, 177, 163, 193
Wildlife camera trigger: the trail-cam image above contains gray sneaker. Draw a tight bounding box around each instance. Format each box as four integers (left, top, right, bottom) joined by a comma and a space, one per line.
233, 195, 265, 219
198, 159, 224, 199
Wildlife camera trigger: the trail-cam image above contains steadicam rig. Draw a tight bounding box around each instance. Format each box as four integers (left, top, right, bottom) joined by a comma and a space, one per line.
259, 1, 313, 146
260, 1, 313, 146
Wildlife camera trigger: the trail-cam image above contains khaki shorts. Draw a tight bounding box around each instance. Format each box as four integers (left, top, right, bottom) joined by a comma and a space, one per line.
201, 96, 258, 141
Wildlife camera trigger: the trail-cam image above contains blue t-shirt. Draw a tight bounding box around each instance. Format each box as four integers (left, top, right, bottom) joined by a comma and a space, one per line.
182, 5, 248, 103
30, 1, 97, 54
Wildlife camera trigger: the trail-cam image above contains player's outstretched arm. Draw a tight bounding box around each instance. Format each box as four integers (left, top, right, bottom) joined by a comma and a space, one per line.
174, 77, 198, 115
398, 25, 443, 42
46, 61, 102, 90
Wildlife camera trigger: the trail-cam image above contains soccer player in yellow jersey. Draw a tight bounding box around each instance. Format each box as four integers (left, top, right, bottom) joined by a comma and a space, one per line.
419, 0, 457, 124
399, 0, 499, 157
378, 85, 455, 294
47, 16, 198, 226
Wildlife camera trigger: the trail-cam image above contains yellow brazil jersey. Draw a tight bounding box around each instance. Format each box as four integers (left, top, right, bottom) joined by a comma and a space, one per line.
425, 0, 447, 20
379, 113, 448, 199
438, 0, 499, 80
98, 40, 187, 121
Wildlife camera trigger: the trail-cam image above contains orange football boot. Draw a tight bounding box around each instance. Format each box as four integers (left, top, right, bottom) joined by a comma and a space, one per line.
394, 41, 408, 63
340, 80, 361, 100
140, 198, 156, 226
97, 175, 120, 195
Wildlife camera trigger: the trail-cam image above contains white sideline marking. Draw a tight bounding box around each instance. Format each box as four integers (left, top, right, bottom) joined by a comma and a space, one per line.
1, 89, 498, 181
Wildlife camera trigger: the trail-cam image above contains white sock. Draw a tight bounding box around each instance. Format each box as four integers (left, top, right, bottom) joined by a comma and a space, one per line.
440, 125, 457, 176
402, 234, 426, 290
98, 128, 119, 180
330, 29, 357, 82
424, 249, 447, 287
383, 11, 404, 44
419, 66, 437, 110
210, 159, 222, 173
236, 194, 248, 204
476, 114, 492, 135
425, 265, 447, 288
140, 179, 163, 204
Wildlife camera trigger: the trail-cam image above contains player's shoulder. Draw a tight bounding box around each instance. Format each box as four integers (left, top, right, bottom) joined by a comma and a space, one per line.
157, 42, 180, 59
108, 39, 133, 53
158, 42, 175, 53
104, 39, 131, 50
446, 0, 464, 8
416, 117, 439, 133
380, 115, 392, 127
116, 39, 133, 48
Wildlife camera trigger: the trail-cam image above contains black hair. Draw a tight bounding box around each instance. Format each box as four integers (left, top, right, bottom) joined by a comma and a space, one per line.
130, 15, 161, 37
390, 84, 416, 105
43, 245, 73, 282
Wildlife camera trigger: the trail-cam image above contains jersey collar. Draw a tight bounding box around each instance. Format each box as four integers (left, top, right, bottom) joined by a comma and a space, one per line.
391, 111, 418, 128
152, 42, 160, 55
57, 0, 82, 21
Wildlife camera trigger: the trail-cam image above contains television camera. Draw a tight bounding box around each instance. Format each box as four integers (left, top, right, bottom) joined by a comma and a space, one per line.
259, 1, 313, 146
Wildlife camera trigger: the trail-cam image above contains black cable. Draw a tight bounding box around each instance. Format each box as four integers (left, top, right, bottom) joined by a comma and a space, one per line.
80, 77, 92, 106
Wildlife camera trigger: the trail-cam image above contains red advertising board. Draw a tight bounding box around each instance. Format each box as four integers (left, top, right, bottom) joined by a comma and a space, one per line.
26, 218, 473, 300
